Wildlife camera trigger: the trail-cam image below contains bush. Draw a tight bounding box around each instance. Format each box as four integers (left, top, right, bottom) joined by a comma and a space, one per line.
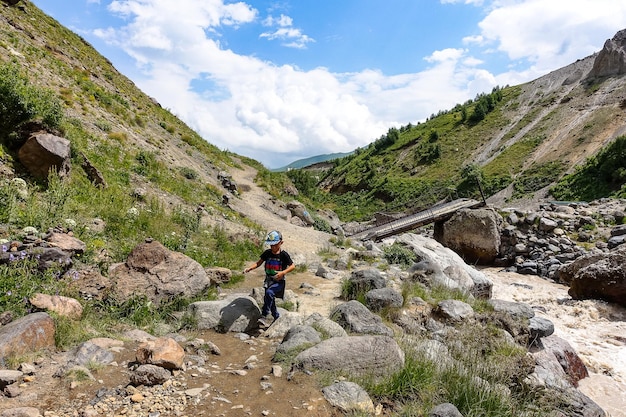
383, 243, 417, 267
0, 62, 63, 137
179, 166, 198, 180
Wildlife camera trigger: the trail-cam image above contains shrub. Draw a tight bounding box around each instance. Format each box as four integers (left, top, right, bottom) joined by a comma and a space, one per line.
179, 166, 198, 180
0, 62, 63, 137
383, 243, 417, 267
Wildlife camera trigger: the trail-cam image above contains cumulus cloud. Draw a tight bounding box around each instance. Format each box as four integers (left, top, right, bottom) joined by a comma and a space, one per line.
260, 13, 314, 49
474, 0, 626, 83
92, 0, 626, 167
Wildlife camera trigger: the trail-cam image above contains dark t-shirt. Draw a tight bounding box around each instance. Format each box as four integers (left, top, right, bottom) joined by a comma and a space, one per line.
260, 249, 293, 277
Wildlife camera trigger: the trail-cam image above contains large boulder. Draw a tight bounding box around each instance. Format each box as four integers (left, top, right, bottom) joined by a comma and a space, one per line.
348, 268, 386, 293
287, 201, 315, 226
397, 233, 493, 299
275, 325, 321, 355
566, 245, 626, 307
293, 335, 404, 377
435, 208, 502, 264
528, 336, 605, 417
0, 313, 55, 359
108, 240, 211, 306
365, 287, 403, 312
536, 335, 589, 387
187, 295, 261, 333
17, 133, 71, 181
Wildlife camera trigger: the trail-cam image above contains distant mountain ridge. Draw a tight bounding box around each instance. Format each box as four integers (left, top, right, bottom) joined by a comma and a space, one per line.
272, 151, 353, 172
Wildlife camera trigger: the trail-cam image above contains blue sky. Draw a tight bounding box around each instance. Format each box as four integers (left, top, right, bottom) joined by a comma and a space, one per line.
32, 0, 626, 168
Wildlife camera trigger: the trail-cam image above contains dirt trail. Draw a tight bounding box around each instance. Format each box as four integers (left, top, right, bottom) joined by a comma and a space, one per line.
228, 162, 332, 265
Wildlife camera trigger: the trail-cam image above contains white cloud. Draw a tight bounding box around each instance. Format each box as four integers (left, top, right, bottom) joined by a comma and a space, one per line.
476, 0, 626, 82
260, 13, 314, 49
92, 0, 626, 167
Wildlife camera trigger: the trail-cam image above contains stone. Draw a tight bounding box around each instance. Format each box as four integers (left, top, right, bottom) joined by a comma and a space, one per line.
435, 299, 474, 322
365, 287, 403, 311
588, 28, 626, 78
330, 300, 394, 336
108, 240, 211, 306
0, 313, 55, 359
322, 381, 375, 413
136, 337, 185, 370
29, 293, 83, 319
293, 335, 404, 377
437, 208, 502, 264
17, 133, 71, 181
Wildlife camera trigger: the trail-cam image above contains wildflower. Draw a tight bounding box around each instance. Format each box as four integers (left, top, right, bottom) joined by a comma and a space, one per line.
1, 245, 6, 253
6, 290, 11, 296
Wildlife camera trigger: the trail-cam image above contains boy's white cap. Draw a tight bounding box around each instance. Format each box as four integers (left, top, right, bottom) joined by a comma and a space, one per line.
265, 230, 282, 245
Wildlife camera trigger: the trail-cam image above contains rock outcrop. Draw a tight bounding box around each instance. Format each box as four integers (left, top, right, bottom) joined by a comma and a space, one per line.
588, 29, 626, 78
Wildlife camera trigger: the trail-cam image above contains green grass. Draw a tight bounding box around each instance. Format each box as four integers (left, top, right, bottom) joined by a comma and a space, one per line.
352, 322, 557, 417
0, 2, 265, 345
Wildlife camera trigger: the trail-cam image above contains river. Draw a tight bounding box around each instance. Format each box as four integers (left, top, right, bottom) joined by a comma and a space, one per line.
482, 267, 626, 417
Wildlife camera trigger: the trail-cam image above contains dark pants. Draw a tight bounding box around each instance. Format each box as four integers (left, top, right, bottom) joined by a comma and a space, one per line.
262, 279, 285, 319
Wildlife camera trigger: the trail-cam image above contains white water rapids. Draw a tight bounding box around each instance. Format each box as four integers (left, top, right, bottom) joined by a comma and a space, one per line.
483, 268, 626, 417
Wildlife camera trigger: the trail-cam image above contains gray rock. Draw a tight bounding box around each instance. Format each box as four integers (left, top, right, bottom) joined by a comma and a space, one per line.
589, 28, 626, 78
398, 234, 493, 299
293, 335, 404, 377
304, 313, 348, 338
129, 364, 171, 386
322, 381, 374, 413
348, 268, 386, 291
529, 316, 555, 344
188, 295, 261, 333
488, 299, 534, 320
275, 325, 321, 355
330, 300, 393, 336
436, 299, 474, 322
429, 402, 464, 417
365, 287, 403, 311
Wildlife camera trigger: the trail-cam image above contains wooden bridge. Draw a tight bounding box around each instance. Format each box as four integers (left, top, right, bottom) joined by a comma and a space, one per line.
348, 198, 485, 241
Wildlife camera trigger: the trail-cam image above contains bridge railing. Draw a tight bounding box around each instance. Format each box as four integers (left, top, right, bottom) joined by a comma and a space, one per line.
349, 198, 484, 241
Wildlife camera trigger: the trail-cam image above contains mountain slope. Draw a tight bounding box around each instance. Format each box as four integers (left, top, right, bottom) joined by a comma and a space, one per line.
273, 151, 353, 172
316, 32, 626, 220
0, 1, 278, 274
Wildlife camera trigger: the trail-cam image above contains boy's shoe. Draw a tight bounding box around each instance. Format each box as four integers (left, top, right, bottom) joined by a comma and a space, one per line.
257, 316, 272, 328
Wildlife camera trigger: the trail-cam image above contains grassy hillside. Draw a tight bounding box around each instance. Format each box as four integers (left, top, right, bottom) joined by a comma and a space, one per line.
314, 62, 626, 221
0, 1, 266, 327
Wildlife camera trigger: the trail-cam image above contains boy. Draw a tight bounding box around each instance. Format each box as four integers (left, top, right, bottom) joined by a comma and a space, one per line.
244, 230, 295, 326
